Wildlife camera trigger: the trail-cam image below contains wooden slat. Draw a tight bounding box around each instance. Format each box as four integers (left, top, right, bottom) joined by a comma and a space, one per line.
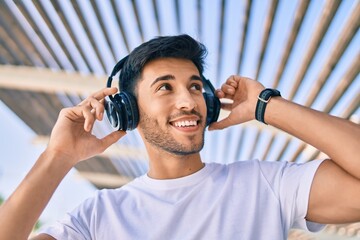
236, 0, 252, 74
71, 0, 106, 73
323, 53, 360, 113
3, 0, 59, 68
131, 0, 144, 42
0, 24, 24, 65
304, 2, 360, 107
13, 0, 63, 68
0, 89, 54, 134
254, 0, 279, 80
288, 0, 341, 100
174, 0, 181, 33
152, 0, 161, 35
271, 0, 310, 88
196, 0, 202, 40
215, 0, 226, 81
0, 89, 38, 131
47, 0, 93, 72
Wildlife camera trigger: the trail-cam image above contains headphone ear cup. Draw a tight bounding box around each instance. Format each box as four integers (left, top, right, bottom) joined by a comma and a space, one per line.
119, 92, 139, 130
113, 94, 127, 130
203, 92, 221, 126
104, 96, 121, 129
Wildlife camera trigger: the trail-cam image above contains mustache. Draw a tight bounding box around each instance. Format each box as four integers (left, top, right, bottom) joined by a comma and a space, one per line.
168, 109, 203, 122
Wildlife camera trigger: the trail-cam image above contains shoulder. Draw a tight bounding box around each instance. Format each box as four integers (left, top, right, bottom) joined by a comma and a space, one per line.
217, 159, 324, 183
204, 160, 283, 184
227, 159, 324, 173
205, 159, 276, 176
222, 159, 286, 173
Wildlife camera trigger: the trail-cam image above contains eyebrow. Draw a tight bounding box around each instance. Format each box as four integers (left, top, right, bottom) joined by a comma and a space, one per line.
150, 74, 202, 87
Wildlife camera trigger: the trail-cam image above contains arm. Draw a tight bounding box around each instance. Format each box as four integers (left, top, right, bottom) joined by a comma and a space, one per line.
265, 96, 360, 223
0, 88, 125, 240
209, 75, 360, 223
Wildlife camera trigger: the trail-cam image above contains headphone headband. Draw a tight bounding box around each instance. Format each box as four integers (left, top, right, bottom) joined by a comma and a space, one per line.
107, 56, 129, 102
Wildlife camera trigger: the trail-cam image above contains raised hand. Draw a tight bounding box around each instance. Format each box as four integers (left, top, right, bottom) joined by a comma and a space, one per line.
209, 75, 265, 130
0, 88, 127, 240
47, 87, 126, 165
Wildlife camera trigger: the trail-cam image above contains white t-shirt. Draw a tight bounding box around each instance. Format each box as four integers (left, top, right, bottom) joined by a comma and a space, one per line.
42, 159, 324, 240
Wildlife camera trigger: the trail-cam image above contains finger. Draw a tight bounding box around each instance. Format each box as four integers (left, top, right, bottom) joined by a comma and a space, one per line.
82, 106, 96, 132
221, 102, 233, 111
91, 87, 118, 100
78, 87, 118, 106
99, 131, 127, 152
216, 75, 242, 98
208, 116, 235, 131
225, 75, 239, 88
78, 93, 108, 121
87, 96, 105, 120
220, 83, 236, 94
216, 90, 235, 101
215, 89, 225, 98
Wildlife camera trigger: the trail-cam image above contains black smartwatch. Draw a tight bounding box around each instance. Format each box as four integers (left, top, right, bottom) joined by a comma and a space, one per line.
255, 88, 281, 124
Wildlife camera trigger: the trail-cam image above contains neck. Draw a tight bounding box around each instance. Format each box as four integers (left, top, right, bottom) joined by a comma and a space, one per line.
146, 148, 204, 179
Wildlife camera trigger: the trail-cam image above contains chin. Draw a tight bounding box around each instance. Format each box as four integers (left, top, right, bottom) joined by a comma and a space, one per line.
164, 137, 205, 156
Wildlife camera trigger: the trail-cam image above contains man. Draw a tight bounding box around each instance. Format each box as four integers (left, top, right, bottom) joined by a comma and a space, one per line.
0, 35, 359, 240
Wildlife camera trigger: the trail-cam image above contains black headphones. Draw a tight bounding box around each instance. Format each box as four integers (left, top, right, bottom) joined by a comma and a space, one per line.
104, 56, 221, 131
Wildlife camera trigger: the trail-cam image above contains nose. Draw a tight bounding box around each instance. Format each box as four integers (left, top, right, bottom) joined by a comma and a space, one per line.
175, 89, 197, 111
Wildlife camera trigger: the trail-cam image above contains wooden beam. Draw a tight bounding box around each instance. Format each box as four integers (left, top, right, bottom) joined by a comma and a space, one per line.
0, 65, 107, 94
76, 171, 133, 188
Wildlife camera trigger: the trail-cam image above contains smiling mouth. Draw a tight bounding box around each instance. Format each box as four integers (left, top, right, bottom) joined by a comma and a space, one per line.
172, 120, 199, 127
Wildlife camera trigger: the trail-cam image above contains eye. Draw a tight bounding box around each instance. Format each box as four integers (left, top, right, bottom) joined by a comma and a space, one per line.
190, 83, 202, 91
157, 83, 172, 91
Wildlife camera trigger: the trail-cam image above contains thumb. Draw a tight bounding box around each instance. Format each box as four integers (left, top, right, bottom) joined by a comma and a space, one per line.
208, 117, 235, 131
99, 131, 127, 151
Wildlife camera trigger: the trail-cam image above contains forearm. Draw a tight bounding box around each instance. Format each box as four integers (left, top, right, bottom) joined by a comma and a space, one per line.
0, 150, 74, 240
266, 97, 360, 179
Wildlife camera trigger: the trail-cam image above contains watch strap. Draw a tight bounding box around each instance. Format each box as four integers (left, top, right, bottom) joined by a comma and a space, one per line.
255, 88, 281, 124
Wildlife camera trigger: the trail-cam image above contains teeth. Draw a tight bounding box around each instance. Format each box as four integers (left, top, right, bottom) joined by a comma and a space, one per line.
174, 120, 197, 127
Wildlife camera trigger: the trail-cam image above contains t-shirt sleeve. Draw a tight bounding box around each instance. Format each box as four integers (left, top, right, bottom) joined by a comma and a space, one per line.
39, 197, 94, 240
259, 159, 325, 232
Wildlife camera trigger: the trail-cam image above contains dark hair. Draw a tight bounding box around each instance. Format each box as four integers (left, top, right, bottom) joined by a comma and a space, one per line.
119, 34, 208, 97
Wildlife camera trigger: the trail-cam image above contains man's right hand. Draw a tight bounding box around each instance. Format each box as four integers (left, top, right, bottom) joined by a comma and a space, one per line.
47, 87, 126, 165
0, 87, 127, 240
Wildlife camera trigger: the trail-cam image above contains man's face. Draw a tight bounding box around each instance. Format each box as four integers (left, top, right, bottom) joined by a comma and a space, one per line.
136, 58, 207, 155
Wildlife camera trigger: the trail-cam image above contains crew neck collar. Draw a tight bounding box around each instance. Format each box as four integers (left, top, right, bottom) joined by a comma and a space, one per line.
139, 163, 214, 190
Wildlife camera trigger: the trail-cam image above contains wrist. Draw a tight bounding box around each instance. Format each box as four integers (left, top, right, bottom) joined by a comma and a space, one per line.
255, 88, 281, 125
41, 148, 76, 171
